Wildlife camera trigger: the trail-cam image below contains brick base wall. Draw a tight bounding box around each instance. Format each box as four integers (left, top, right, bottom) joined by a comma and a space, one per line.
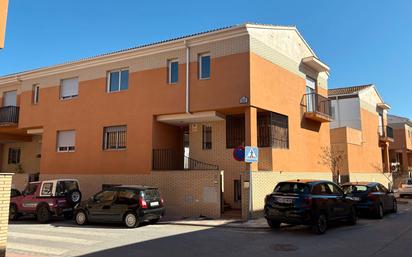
41, 170, 223, 219
0, 174, 13, 257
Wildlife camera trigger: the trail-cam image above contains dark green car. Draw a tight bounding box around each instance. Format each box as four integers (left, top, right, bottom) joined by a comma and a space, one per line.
74, 185, 165, 228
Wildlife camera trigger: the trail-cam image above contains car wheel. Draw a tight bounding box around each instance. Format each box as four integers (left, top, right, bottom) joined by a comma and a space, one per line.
9, 204, 18, 221
124, 212, 139, 228
376, 204, 384, 219
312, 213, 327, 234
63, 212, 74, 220
75, 210, 87, 225
347, 207, 357, 225
36, 205, 52, 223
391, 200, 398, 213
150, 218, 160, 224
66, 190, 82, 206
266, 219, 281, 229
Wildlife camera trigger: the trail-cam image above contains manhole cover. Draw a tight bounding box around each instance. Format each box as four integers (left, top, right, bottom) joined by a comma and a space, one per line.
271, 243, 299, 252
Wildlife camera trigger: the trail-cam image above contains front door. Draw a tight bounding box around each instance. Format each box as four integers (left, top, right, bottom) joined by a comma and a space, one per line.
3, 90, 17, 106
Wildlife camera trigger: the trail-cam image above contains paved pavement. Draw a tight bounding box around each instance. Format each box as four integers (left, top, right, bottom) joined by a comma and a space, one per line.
6, 198, 412, 257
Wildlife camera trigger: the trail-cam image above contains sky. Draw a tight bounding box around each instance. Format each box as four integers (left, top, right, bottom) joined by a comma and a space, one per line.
0, 0, 411, 118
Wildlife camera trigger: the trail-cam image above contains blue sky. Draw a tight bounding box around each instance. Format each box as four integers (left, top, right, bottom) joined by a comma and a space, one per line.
0, 0, 411, 118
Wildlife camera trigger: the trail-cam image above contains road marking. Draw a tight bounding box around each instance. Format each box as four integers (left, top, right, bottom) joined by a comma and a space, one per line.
19, 226, 119, 237
8, 232, 99, 245
7, 242, 68, 255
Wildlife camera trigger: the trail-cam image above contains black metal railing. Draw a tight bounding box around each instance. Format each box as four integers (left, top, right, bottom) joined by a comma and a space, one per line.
152, 149, 219, 171
378, 125, 394, 139
303, 93, 332, 118
0, 106, 19, 124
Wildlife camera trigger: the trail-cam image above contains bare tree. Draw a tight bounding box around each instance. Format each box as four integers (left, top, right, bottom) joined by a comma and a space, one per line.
319, 146, 345, 184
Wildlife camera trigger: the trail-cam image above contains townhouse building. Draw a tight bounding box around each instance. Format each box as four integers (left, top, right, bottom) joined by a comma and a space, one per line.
0, 0, 8, 48
388, 115, 412, 177
0, 23, 333, 219
329, 85, 393, 187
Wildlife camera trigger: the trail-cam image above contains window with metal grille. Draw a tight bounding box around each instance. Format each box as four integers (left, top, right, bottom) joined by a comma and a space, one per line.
103, 126, 127, 150
226, 115, 245, 149
8, 148, 20, 164
202, 125, 212, 149
257, 111, 289, 149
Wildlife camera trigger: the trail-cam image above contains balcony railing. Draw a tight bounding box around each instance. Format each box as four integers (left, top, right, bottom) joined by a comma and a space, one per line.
302, 93, 333, 122
378, 125, 394, 142
0, 106, 19, 125
152, 149, 219, 171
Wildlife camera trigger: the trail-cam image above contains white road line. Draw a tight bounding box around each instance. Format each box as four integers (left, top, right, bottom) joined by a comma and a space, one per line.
7, 242, 68, 256
8, 232, 99, 245
19, 226, 119, 237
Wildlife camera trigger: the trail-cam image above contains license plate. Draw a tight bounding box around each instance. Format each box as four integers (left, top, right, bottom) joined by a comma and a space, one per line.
150, 201, 159, 207
352, 197, 360, 201
275, 197, 293, 204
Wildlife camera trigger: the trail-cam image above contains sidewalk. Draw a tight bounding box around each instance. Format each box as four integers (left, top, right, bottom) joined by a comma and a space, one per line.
160, 217, 269, 230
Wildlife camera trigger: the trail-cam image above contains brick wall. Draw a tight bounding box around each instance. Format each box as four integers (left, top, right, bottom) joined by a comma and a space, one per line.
0, 173, 12, 257
41, 170, 223, 219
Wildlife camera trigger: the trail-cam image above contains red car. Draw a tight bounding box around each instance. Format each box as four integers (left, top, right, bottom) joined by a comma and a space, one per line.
9, 179, 82, 223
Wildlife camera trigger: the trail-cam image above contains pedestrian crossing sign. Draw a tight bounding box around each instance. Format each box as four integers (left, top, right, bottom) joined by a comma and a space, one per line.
244, 146, 258, 163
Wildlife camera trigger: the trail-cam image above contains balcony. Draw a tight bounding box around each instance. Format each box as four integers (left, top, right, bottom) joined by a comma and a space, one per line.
0, 106, 19, 126
302, 93, 333, 122
378, 125, 394, 142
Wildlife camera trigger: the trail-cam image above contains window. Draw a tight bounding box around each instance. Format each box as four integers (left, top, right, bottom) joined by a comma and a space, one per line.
168, 59, 179, 84
41, 182, 53, 196
60, 78, 79, 99
202, 125, 212, 150
257, 112, 289, 149
8, 148, 20, 164
108, 69, 129, 92
234, 180, 241, 202
306, 77, 317, 112
275, 182, 310, 194
199, 53, 211, 79
325, 183, 343, 196
226, 115, 245, 148
94, 190, 116, 202
103, 126, 127, 150
57, 130, 76, 152
311, 183, 332, 195
116, 190, 139, 205
32, 84, 40, 104
3, 90, 17, 106
55, 180, 79, 197
22, 183, 38, 196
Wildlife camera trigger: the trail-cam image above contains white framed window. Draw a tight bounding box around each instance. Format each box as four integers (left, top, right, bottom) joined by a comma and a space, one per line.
107, 69, 129, 92
32, 84, 40, 104
168, 59, 179, 84
3, 90, 17, 107
60, 78, 79, 99
199, 53, 211, 80
103, 126, 127, 150
57, 130, 76, 152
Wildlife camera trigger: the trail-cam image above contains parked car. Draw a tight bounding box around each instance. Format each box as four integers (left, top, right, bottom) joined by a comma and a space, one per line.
342, 182, 397, 218
398, 178, 412, 198
11, 188, 21, 198
74, 185, 166, 228
9, 179, 82, 223
264, 180, 357, 234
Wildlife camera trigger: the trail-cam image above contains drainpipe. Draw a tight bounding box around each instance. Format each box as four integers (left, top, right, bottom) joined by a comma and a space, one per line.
185, 41, 190, 114
335, 96, 341, 127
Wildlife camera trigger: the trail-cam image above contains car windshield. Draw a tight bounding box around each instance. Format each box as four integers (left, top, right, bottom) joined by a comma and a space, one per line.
55, 181, 79, 197
342, 185, 368, 194
274, 183, 309, 194
140, 189, 160, 200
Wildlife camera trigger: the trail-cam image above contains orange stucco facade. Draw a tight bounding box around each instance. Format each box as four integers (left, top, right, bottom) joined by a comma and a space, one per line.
0, 0, 7, 49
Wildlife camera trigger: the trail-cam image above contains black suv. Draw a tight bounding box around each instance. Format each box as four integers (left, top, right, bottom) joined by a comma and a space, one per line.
74, 185, 165, 228
264, 180, 357, 234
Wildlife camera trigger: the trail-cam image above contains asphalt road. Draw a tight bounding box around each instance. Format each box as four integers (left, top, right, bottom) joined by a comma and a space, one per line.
6, 198, 412, 257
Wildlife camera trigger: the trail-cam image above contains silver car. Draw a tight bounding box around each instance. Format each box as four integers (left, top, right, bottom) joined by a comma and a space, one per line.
398, 178, 412, 197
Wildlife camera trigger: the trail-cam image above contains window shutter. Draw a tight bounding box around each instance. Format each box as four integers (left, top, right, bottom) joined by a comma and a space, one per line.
58, 130, 76, 147
61, 78, 78, 98
3, 91, 17, 106
306, 77, 316, 89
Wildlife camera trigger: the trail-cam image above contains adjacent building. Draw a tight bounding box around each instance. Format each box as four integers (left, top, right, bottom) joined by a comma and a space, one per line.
0, 0, 8, 48
329, 84, 393, 187
388, 115, 412, 177
0, 23, 333, 219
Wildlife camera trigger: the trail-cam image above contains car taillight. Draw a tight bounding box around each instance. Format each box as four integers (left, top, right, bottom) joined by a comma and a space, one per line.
139, 197, 148, 209
161, 197, 164, 205
368, 193, 378, 200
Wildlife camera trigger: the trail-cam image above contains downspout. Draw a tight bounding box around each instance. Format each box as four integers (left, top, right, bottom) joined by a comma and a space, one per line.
185, 41, 190, 114
335, 96, 341, 127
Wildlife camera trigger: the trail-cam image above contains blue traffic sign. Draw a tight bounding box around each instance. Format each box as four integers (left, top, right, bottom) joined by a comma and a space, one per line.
244, 146, 259, 163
